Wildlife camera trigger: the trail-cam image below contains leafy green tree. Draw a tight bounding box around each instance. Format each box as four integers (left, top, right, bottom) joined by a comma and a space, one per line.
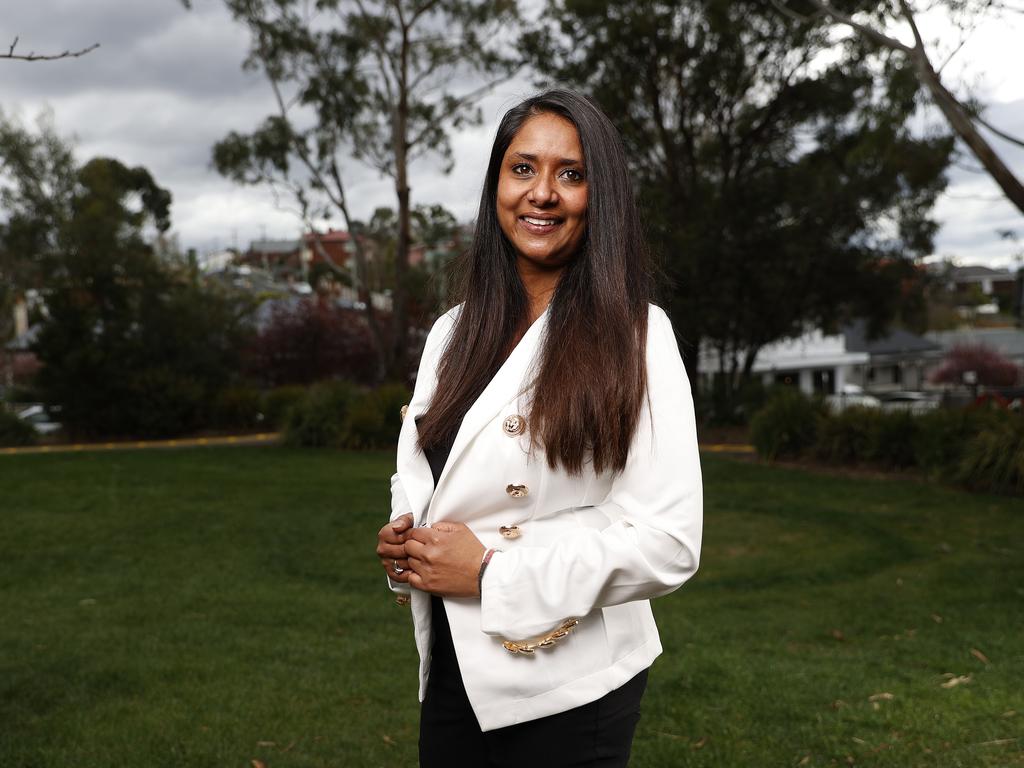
351, 203, 459, 295
192, 0, 519, 379
0, 110, 77, 346
28, 155, 252, 438
526, 0, 953, 416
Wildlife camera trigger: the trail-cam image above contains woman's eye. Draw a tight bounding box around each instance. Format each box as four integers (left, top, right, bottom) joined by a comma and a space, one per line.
562, 168, 585, 182
511, 163, 532, 176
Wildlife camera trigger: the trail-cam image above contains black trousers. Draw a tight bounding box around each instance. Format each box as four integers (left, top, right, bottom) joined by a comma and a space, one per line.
419, 597, 648, 768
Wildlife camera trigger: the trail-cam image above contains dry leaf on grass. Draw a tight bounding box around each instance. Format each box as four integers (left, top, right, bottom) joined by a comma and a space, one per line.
256, 741, 275, 747
869, 693, 895, 702
831, 629, 845, 641
251, 760, 266, 768
941, 674, 972, 688
970, 648, 990, 664
930, 614, 943, 623
382, 734, 395, 745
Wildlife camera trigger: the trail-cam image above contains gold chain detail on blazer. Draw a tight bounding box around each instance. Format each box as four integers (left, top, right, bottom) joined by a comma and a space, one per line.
502, 618, 580, 654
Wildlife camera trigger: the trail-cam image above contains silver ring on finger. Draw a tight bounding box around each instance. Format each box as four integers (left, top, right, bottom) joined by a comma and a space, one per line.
393, 559, 405, 575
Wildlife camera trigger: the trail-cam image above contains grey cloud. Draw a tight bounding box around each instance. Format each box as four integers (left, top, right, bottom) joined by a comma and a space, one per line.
4, 3, 259, 102
2, 5, 1023, 266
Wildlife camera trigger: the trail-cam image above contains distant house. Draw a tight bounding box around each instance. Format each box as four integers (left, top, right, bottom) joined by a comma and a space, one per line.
198, 249, 239, 274
842, 319, 944, 391
303, 229, 352, 270
242, 239, 302, 276
700, 320, 944, 395
942, 266, 1015, 299
937, 268, 1019, 319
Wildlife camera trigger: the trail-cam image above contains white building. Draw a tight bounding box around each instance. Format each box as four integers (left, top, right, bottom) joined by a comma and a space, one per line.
700, 320, 944, 395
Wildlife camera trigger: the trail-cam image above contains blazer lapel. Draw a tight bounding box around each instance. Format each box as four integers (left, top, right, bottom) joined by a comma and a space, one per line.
425, 305, 551, 522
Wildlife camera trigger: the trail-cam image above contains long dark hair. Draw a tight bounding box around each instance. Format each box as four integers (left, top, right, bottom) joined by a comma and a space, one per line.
417, 89, 653, 475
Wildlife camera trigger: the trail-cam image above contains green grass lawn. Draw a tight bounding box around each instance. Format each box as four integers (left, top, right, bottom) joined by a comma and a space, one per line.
0, 448, 1021, 767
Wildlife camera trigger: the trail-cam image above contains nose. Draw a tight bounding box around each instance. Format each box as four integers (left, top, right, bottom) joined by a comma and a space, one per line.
527, 174, 558, 206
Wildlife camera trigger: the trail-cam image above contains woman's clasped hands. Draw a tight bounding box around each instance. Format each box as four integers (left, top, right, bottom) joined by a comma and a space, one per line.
376, 513, 486, 598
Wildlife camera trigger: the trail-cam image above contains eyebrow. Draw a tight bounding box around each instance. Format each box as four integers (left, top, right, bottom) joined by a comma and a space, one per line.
512, 151, 583, 167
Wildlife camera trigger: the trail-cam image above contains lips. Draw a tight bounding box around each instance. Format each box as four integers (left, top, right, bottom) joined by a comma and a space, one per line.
519, 213, 563, 235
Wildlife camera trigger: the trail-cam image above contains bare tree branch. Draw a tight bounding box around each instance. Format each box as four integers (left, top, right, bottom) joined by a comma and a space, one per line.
777, 0, 914, 53
975, 113, 1024, 149
773, 0, 1024, 214
2, 36, 99, 62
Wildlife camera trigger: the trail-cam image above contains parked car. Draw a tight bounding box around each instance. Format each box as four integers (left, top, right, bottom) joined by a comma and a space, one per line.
825, 392, 882, 412
875, 391, 940, 414
16, 404, 62, 435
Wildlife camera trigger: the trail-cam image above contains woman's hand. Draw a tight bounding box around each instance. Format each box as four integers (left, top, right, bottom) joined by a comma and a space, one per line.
405, 522, 486, 598
377, 513, 413, 583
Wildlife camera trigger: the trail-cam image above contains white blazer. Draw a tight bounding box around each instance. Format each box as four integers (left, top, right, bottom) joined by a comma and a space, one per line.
389, 302, 703, 731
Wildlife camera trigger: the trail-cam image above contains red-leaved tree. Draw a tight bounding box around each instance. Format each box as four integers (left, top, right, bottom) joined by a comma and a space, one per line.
243, 299, 379, 387
930, 344, 1022, 387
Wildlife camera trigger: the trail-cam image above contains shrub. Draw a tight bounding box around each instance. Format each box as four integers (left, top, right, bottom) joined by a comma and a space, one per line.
870, 410, 919, 469
283, 380, 360, 447
261, 385, 308, 429
348, 382, 411, 448
814, 407, 880, 465
282, 381, 411, 449
704, 375, 769, 425
0, 408, 37, 447
913, 407, 1002, 476
958, 419, 1024, 495
210, 386, 263, 430
116, 368, 207, 438
750, 389, 824, 460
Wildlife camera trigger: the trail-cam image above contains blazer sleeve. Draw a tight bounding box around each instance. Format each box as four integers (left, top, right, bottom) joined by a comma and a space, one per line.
478, 306, 703, 639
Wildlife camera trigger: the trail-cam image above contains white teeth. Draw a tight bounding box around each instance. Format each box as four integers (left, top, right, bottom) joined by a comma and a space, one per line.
523, 216, 557, 226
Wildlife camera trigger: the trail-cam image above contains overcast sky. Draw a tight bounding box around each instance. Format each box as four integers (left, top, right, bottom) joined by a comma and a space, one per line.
2, 1, 1023, 268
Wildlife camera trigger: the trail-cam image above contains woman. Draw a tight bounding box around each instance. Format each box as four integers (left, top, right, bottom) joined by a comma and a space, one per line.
375, 89, 703, 767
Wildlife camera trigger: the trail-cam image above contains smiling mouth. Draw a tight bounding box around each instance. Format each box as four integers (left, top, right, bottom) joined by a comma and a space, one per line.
519, 214, 563, 233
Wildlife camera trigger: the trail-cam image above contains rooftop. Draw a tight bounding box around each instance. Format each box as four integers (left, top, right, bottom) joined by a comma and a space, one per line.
842, 319, 942, 356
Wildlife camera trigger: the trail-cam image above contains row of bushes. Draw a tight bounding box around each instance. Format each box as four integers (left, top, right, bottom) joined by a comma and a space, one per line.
122, 378, 408, 438
0, 379, 411, 448
282, 381, 410, 449
750, 389, 1024, 495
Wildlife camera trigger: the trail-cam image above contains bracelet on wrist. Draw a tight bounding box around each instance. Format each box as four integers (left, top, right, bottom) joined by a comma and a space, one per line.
478, 547, 500, 596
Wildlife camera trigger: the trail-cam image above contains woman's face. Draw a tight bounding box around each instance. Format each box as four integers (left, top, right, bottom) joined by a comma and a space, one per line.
496, 112, 588, 275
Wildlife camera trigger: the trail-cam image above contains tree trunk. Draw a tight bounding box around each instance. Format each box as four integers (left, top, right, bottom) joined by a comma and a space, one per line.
391, 19, 412, 381
913, 54, 1024, 214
